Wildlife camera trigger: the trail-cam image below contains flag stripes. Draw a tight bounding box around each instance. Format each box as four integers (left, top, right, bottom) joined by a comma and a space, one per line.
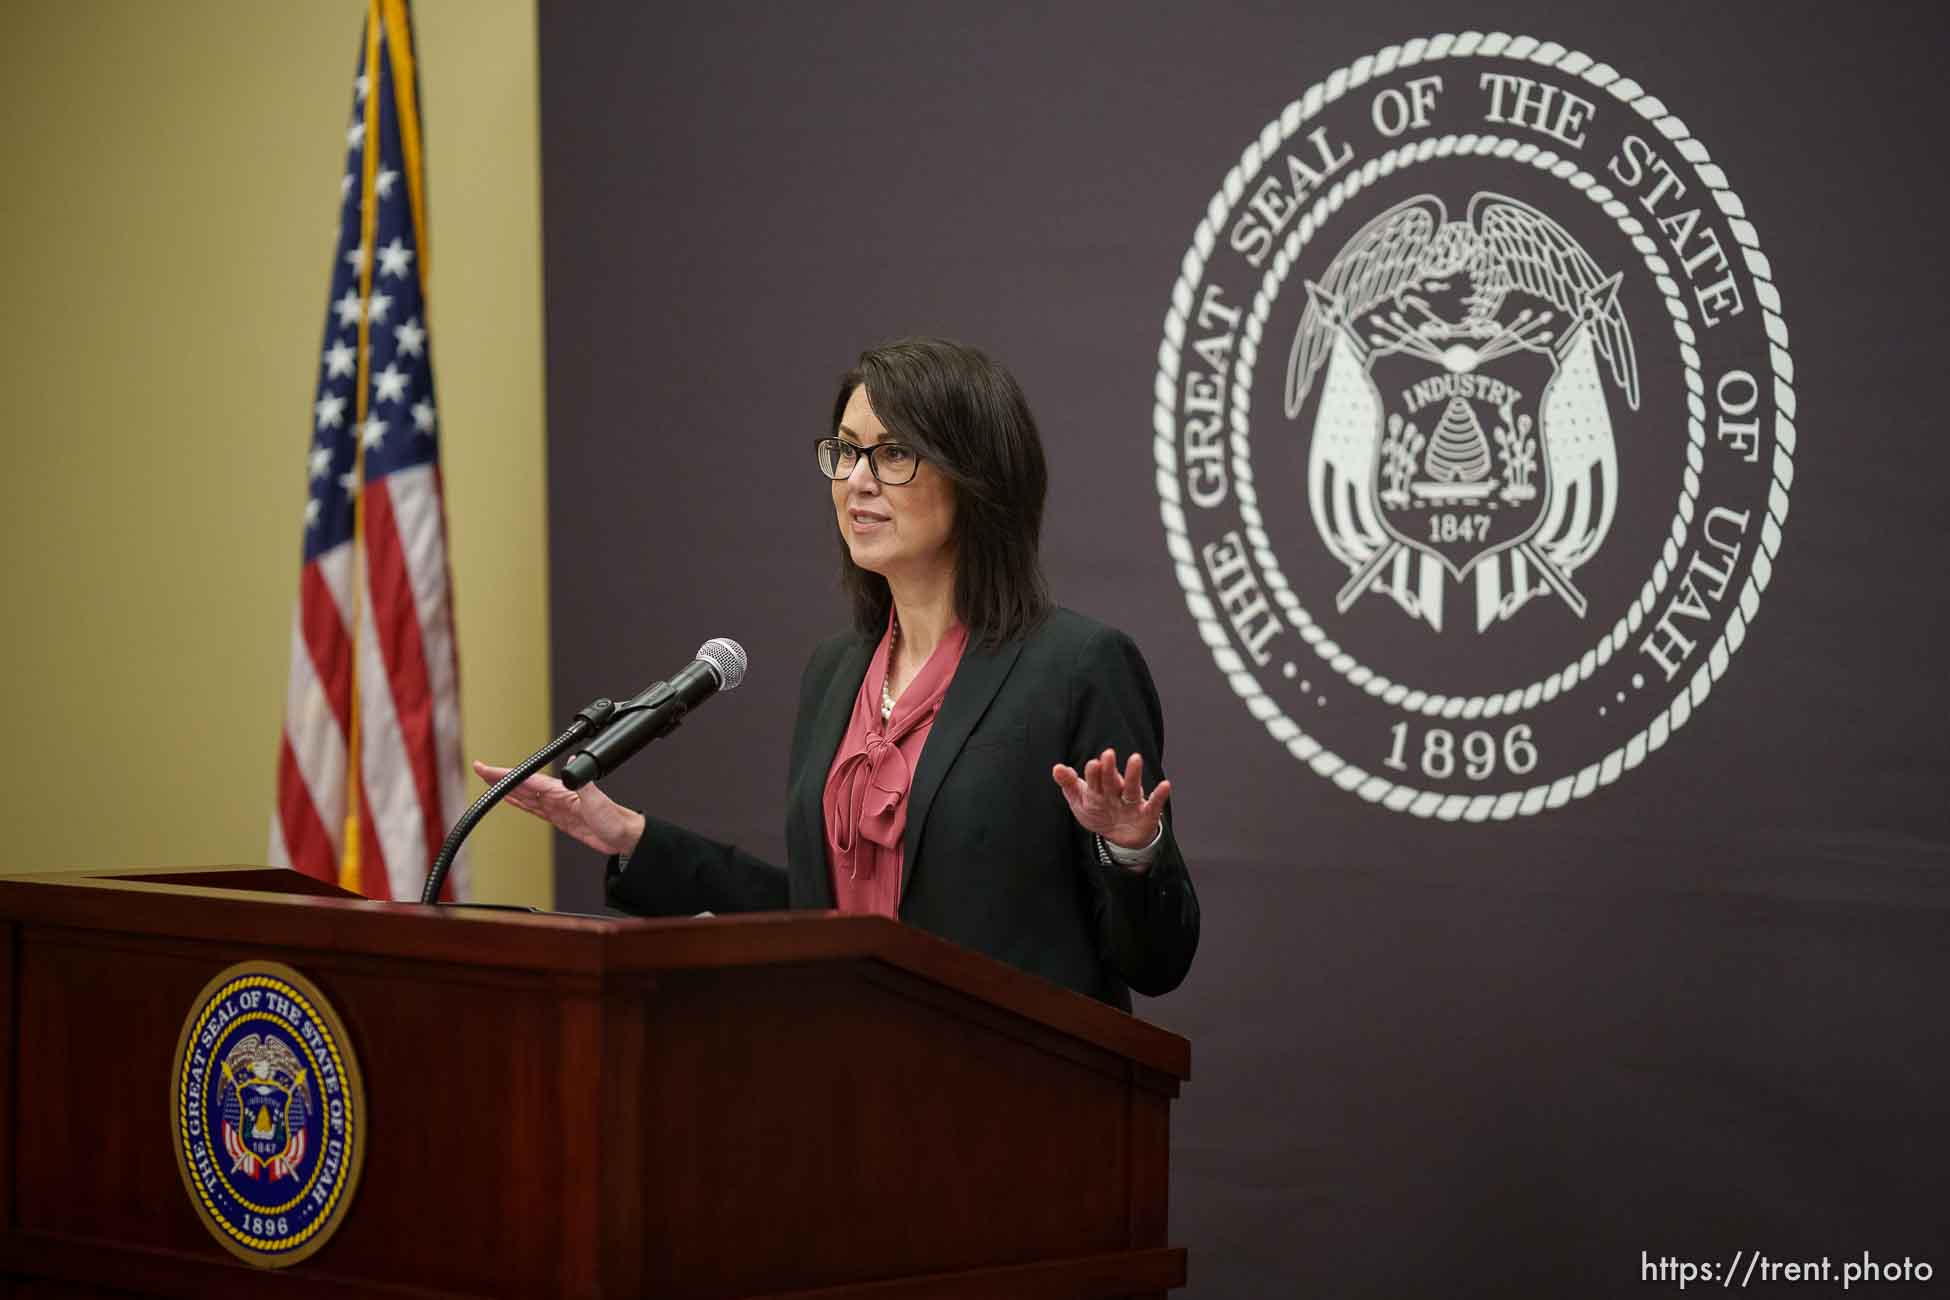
272, 0, 463, 901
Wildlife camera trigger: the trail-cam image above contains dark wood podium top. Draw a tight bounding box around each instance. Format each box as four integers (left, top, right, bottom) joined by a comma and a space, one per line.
0, 866, 1189, 1084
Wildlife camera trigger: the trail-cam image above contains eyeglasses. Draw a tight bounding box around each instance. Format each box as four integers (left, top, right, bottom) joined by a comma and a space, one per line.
814, 437, 923, 485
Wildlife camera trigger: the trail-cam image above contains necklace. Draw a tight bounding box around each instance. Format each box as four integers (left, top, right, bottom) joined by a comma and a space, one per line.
880, 615, 898, 724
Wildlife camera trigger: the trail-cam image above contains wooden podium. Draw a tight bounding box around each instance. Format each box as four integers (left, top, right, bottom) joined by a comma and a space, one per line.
0, 867, 1189, 1299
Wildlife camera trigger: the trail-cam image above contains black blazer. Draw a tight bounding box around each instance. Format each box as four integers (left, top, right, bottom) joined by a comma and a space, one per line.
607, 608, 1199, 1008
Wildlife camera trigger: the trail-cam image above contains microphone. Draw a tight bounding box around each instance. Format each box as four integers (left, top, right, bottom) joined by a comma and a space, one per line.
559, 638, 747, 790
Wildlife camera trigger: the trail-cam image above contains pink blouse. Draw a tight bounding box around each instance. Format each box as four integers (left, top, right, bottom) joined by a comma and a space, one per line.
821, 616, 969, 917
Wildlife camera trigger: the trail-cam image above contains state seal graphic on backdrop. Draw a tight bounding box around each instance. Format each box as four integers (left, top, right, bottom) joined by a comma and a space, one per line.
172, 961, 366, 1267
1154, 32, 1793, 818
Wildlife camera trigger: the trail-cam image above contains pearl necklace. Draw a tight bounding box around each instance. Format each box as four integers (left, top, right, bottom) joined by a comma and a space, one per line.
880, 615, 898, 724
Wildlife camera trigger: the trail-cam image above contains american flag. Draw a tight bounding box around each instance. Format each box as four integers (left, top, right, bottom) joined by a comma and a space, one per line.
271, 0, 465, 901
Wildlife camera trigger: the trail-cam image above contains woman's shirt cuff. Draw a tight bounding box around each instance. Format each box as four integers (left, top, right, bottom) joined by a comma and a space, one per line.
1095, 822, 1164, 872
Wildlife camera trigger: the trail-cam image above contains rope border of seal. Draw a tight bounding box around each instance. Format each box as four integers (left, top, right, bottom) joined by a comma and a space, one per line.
1152, 30, 1795, 822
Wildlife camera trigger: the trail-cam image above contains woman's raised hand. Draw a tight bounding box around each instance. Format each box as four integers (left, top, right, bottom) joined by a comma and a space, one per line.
1051, 748, 1171, 851
471, 760, 645, 858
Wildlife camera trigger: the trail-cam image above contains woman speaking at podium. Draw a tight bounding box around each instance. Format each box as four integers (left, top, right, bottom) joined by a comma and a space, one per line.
480, 338, 1198, 1008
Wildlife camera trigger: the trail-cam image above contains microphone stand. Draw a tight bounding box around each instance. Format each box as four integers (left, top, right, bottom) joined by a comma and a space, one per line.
420, 695, 618, 905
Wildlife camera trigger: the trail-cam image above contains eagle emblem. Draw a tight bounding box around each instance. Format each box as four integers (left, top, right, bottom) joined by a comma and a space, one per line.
1286, 192, 1640, 631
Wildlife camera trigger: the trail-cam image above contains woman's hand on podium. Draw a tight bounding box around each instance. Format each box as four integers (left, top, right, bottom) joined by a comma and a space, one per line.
471, 760, 646, 858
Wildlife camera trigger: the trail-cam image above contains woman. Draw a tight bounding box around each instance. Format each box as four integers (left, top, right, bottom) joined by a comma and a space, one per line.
480, 338, 1198, 1008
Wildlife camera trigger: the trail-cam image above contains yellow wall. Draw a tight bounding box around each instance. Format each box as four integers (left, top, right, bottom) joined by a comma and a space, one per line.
0, 2, 553, 905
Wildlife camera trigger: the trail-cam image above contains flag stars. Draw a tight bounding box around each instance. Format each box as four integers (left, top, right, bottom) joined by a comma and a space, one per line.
411, 400, 436, 434
305, 497, 322, 529
375, 168, 399, 200
339, 470, 359, 498
360, 414, 388, 450
347, 120, 366, 151
394, 317, 426, 358
314, 393, 347, 431
334, 289, 363, 329
309, 444, 334, 479
373, 363, 409, 404
377, 237, 414, 278
323, 339, 357, 379
340, 173, 353, 202
344, 244, 369, 275
366, 291, 393, 324
355, 73, 370, 102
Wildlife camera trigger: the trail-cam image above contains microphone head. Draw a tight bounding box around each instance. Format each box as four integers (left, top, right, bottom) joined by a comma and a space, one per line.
695, 637, 748, 691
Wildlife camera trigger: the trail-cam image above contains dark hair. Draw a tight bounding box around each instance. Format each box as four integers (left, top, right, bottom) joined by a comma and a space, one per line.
831, 337, 1051, 645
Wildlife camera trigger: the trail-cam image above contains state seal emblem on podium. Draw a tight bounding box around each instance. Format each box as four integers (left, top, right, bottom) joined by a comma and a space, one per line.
1153, 31, 1795, 821
171, 961, 367, 1267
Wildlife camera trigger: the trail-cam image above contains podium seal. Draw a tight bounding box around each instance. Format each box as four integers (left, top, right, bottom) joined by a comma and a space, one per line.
1152, 31, 1794, 819
171, 961, 367, 1268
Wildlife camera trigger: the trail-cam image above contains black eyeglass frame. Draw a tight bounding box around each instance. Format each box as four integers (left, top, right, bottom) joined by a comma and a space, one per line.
813, 436, 924, 485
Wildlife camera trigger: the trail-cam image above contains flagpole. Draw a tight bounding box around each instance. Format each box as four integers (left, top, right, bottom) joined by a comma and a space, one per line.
378, 0, 470, 904
339, 0, 386, 896
380, 0, 429, 279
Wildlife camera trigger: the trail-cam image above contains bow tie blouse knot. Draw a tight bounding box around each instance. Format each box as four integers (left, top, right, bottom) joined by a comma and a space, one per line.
850, 734, 911, 842
826, 725, 921, 879
822, 618, 969, 888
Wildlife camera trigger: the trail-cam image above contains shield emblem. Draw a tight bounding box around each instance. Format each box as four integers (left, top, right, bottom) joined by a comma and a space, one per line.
1367, 339, 1555, 580
244, 1083, 290, 1160
1287, 192, 1639, 632
218, 1034, 311, 1180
